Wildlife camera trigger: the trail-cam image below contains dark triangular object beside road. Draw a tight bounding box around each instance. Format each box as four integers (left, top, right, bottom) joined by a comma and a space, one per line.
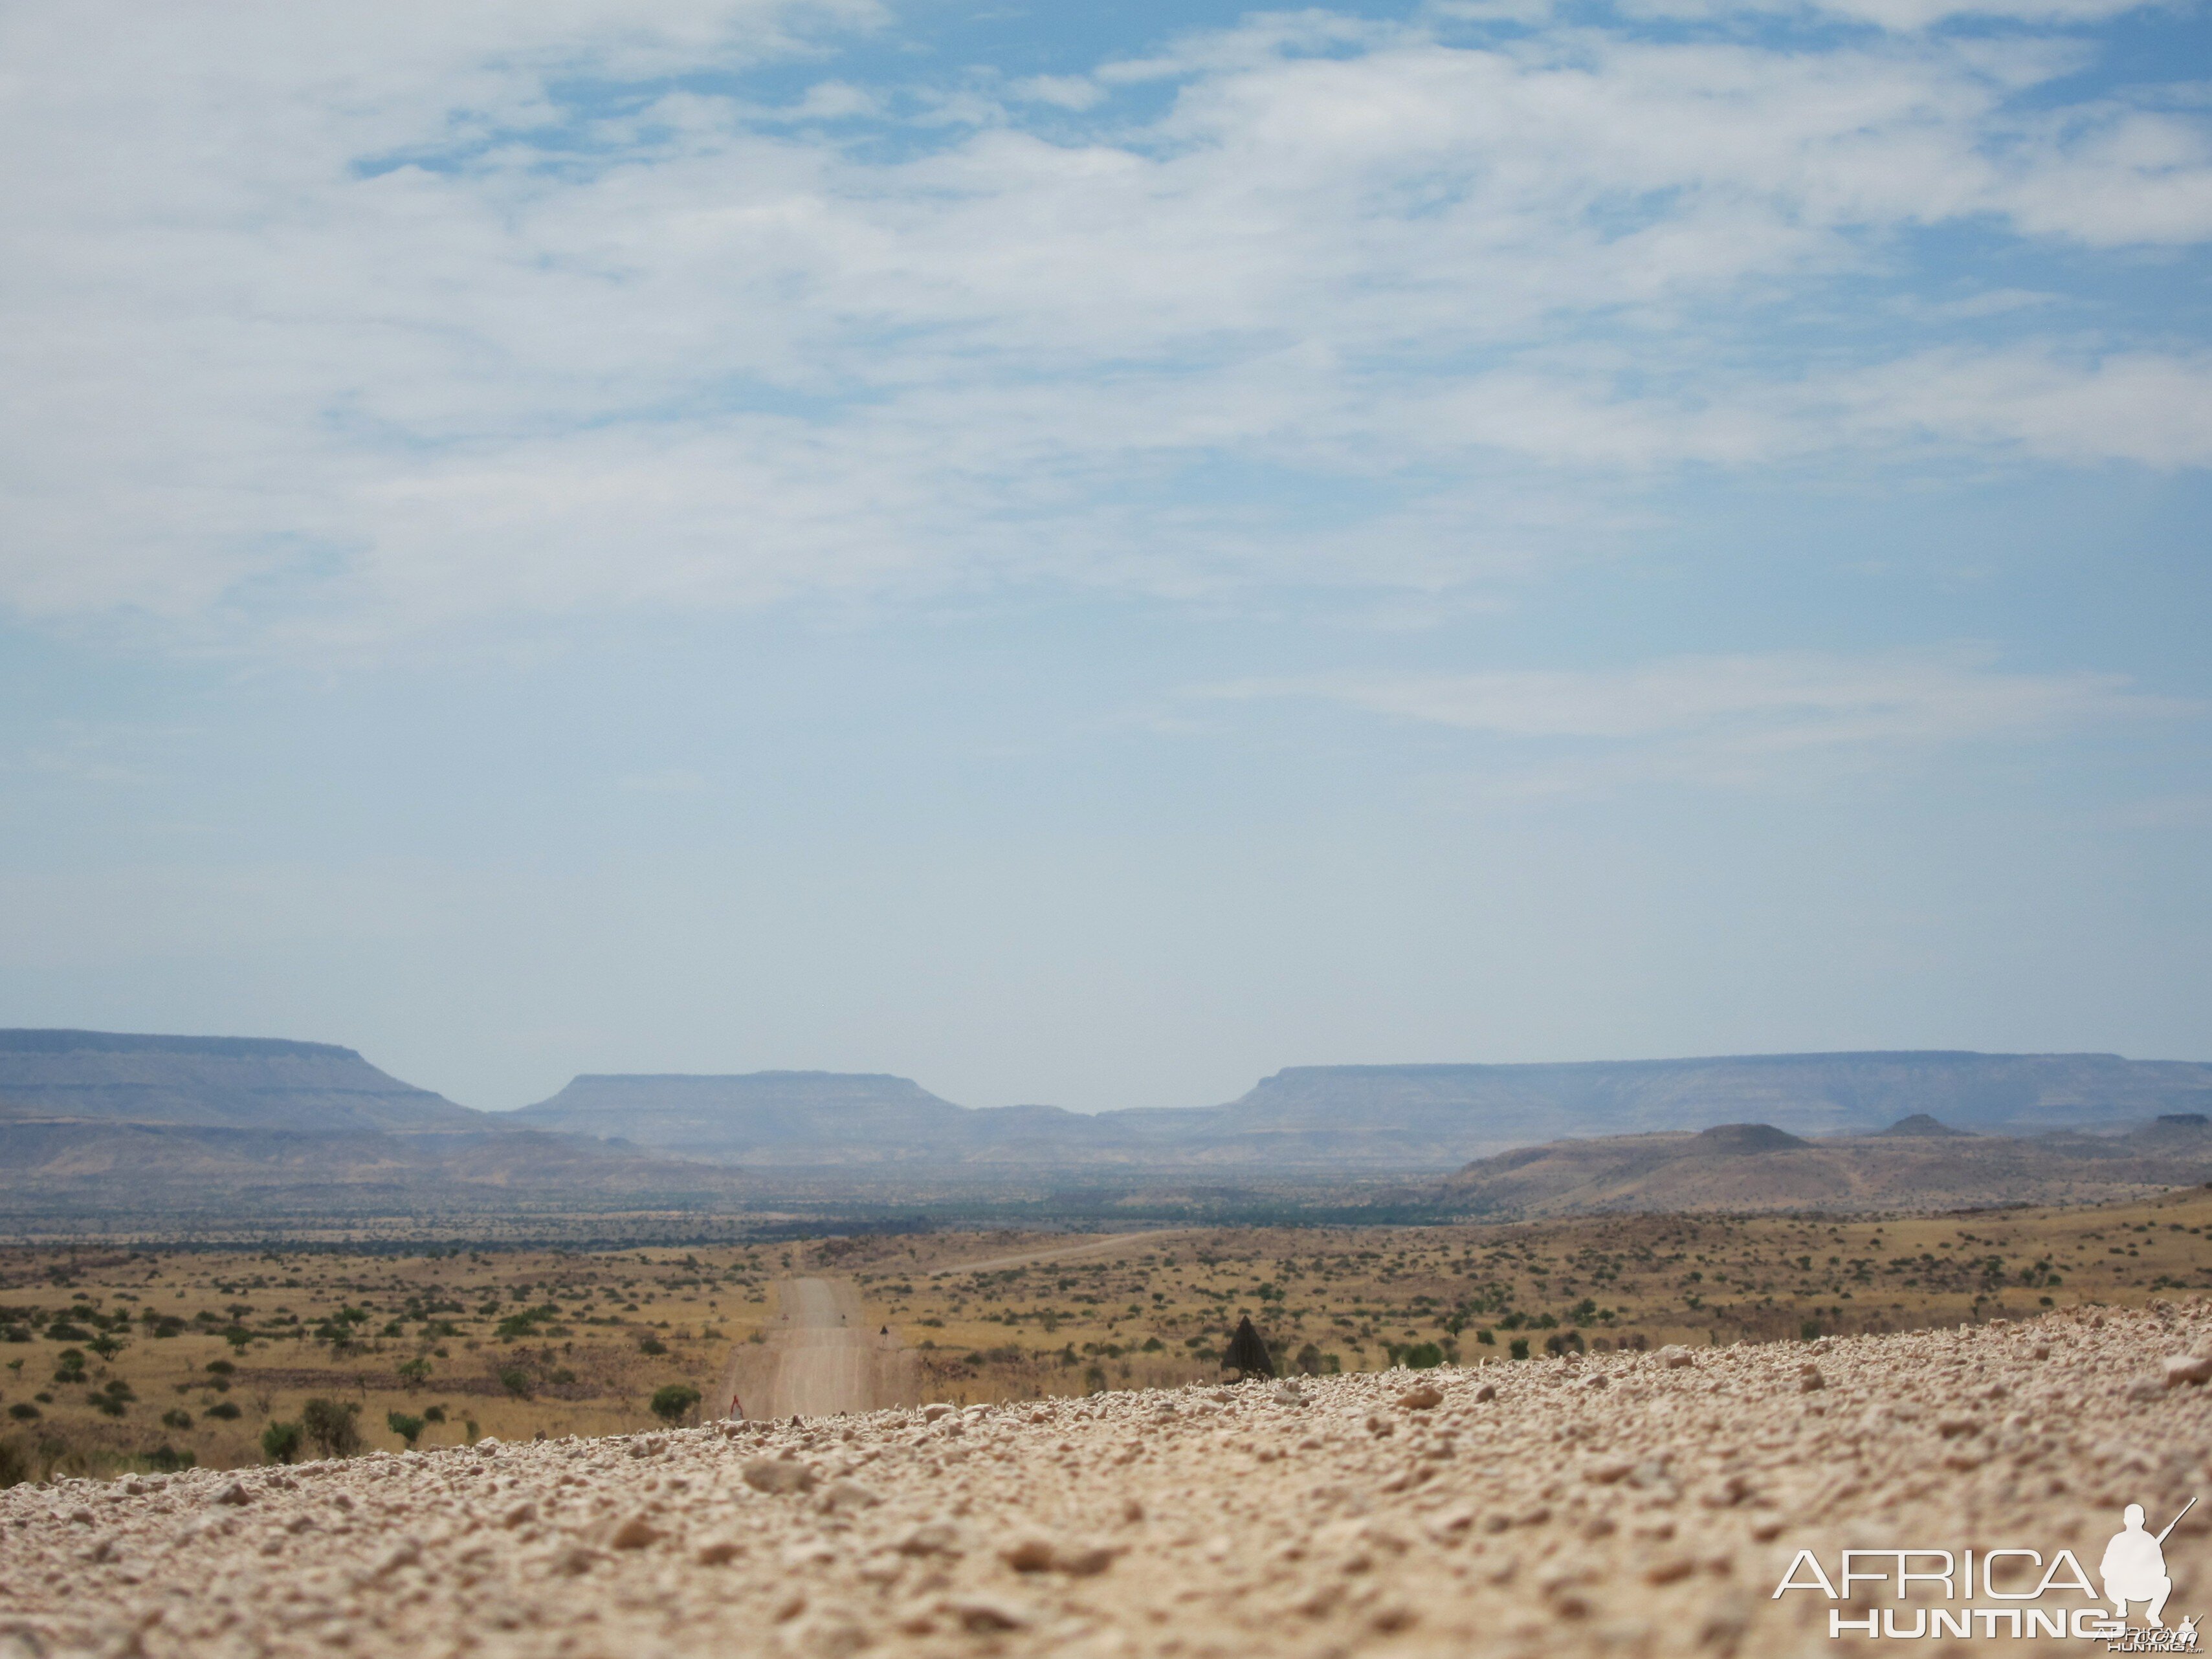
1226, 1315, 1274, 1379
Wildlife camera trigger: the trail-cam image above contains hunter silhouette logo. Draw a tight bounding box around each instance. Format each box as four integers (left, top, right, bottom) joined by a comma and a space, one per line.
1776, 1499, 2201, 1645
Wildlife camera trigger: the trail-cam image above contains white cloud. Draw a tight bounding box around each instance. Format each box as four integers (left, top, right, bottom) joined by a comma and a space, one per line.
1, 4, 2208, 640
1204, 650, 2199, 791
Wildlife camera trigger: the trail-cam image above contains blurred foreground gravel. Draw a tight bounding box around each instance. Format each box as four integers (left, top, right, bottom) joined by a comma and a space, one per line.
6, 1302, 2212, 1658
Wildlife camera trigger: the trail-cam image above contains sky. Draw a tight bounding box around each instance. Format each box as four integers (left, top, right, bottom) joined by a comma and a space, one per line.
1, 0, 2207, 1114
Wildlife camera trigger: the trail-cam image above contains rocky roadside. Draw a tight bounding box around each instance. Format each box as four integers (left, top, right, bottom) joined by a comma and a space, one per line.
5, 1304, 2211, 1658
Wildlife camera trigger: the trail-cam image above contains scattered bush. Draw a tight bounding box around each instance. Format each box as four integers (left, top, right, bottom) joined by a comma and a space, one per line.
206, 1359, 236, 1376
650, 1384, 701, 1425
205, 1401, 241, 1420
1509, 1338, 1531, 1360
497, 1367, 534, 1400
261, 1421, 304, 1464
636, 1337, 667, 1357
300, 1397, 361, 1458
161, 1409, 193, 1430
7, 1403, 38, 1422
422, 1405, 447, 1423
145, 1444, 195, 1473
0, 1439, 29, 1489
1400, 1342, 1445, 1370
386, 1411, 425, 1446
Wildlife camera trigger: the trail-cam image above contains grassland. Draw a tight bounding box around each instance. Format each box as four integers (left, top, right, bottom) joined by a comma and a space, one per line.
6, 1185, 2211, 1478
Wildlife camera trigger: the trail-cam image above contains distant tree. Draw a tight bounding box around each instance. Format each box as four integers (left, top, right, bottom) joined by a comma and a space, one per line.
300, 1397, 361, 1458
1224, 1316, 1274, 1379
1400, 1342, 1445, 1370
650, 1385, 700, 1425
162, 1409, 193, 1431
498, 1367, 534, 1399
1295, 1343, 1324, 1376
261, 1421, 304, 1464
1509, 1338, 1530, 1361
386, 1411, 426, 1447
394, 1357, 430, 1391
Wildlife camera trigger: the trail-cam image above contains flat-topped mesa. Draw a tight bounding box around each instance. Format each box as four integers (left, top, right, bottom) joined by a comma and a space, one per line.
505, 1071, 1118, 1164
0, 1027, 483, 1134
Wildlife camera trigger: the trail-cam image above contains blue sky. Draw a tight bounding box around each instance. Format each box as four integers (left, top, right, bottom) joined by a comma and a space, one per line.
1, 0, 2207, 1112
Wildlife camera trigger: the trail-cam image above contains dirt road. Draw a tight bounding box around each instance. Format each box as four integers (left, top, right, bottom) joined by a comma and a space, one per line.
718, 1277, 918, 1420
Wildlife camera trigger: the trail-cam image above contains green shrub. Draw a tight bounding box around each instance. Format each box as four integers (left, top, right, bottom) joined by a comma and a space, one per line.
650, 1384, 701, 1425
1509, 1338, 1530, 1360
261, 1421, 304, 1464
146, 1444, 195, 1473
1400, 1342, 1445, 1370
497, 1367, 533, 1399
162, 1409, 193, 1431
636, 1337, 667, 1357
6, 1403, 38, 1422
205, 1401, 241, 1421
300, 1397, 361, 1458
386, 1412, 425, 1446
422, 1405, 447, 1423
0, 1438, 28, 1489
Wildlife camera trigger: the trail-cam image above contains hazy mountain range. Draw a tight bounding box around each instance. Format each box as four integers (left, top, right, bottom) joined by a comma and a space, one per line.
5, 1028, 2212, 1218
513, 1051, 2212, 1169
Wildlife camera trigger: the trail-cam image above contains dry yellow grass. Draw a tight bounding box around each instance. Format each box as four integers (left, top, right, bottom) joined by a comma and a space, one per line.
6, 1186, 2209, 1475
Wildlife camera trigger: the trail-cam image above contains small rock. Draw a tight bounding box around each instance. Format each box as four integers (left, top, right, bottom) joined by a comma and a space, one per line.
920, 1403, 957, 1423
1397, 1385, 1443, 1411
609, 1514, 662, 1550
819, 1479, 881, 1514
946, 1596, 1031, 1632
1658, 1346, 1694, 1369
1645, 1556, 1697, 1586
212, 1483, 251, 1508
2163, 1353, 2212, 1388
1473, 1381, 1497, 1402
501, 1502, 536, 1529
696, 1537, 744, 1565
898, 1521, 963, 1557
1798, 1365, 1825, 1393
1272, 1383, 1306, 1407
744, 1458, 818, 1495
999, 1536, 1058, 1573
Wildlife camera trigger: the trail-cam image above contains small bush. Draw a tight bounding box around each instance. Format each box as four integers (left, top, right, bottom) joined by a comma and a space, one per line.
1400, 1342, 1445, 1370
422, 1405, 447, 1423
162, 1409, 193, 1430
146, 1444, 195, 1473
497, 1367, 533, 1400
1509, 1337, 1530, 1360
1475, 1328, 1496, 1346
261, 1421, 304, 1464
300, 1397, 361, 1458
7, 1403, 38, 1422
637, 1337, 667, 1357
0, 1438, 28, 1489
206, 1359, 236, 1376
650, 1384, 701, 1425
386, 1412, 425, 1446
205, 1401, 241, 1420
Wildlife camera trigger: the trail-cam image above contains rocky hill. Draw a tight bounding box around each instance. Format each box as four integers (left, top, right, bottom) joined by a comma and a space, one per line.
5, 1304, 2207, 1658
1424, 1114, 2212, 1217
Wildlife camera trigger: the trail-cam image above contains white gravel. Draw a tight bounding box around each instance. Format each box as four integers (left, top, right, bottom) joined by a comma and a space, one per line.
5, 1302, 2211, 1657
